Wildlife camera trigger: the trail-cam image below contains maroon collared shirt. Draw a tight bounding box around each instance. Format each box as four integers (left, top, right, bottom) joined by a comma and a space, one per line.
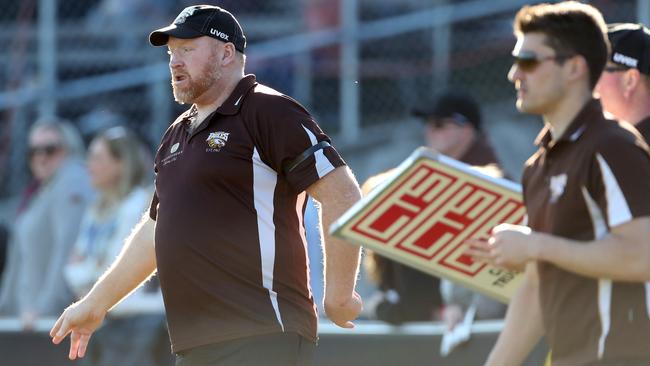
523, 100, 650, 365
149, 75, 345, 352
635, 116, 650, 143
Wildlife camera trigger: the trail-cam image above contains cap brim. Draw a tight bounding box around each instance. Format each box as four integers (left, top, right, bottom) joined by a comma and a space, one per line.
149, 24, 204, 46
411, 105, 438, 119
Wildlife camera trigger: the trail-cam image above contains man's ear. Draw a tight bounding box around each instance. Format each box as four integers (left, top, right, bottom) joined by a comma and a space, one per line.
621, 69, 641, 99
566, 55, 589, 84
221, 43, 236, 66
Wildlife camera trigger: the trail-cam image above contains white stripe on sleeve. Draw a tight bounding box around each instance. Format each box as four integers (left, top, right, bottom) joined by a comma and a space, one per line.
595, 153, 633, 227
301, 125, 335, 178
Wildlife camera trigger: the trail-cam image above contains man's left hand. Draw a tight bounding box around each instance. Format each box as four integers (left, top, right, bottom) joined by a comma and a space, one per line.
465, 223, 541, 271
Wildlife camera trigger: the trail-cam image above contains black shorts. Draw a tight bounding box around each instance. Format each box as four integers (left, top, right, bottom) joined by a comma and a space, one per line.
175, 332, 315, 366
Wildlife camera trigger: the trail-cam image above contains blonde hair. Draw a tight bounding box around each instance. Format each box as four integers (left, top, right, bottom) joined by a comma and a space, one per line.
93, 126, 148, 201
30, 117, 85, 159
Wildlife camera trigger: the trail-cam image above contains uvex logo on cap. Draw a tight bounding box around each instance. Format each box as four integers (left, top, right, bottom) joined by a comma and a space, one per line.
613, 52, 638, 68
210, 28, 229, 41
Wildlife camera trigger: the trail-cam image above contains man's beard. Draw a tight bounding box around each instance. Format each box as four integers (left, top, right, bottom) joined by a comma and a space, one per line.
171, 54, 222, 104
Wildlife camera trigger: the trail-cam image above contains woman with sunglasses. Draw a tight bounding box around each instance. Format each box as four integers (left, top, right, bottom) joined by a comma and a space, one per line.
0, 119, 93, 330
64, 126, 165, 366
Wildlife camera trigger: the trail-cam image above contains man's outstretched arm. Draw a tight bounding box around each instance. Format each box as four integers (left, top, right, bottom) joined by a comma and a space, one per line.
50, 214, 157, 359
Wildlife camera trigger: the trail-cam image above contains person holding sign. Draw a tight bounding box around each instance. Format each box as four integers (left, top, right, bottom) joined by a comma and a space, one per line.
467, 2, 650, 365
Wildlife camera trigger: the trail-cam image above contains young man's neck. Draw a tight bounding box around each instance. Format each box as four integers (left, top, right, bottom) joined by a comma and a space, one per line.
544, 89, 593, 141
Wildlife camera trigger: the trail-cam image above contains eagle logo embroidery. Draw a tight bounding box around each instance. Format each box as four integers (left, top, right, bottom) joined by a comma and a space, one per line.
206, 131, 230, 151
174, 6, 198, 25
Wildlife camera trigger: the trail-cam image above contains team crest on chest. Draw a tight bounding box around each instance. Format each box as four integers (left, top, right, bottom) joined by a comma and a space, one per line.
549, 173, 567, 203
206, 131, 230, 152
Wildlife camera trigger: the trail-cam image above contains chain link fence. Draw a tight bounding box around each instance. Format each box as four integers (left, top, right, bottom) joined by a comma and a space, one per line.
0, 0, 645, 202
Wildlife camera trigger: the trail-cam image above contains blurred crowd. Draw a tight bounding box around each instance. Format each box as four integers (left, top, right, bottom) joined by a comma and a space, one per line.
0, 118, 167, 366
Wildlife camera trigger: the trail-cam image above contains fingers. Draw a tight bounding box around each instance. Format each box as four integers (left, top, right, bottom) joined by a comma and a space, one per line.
493, 223, 532, 235
51, 316, 71, 345
69, 331, 81, 360
68, 331, 91, 360
77, 333, 91, 358
464, 238, 490, 249
49, 315, 62, 339
464, 238, 493, 262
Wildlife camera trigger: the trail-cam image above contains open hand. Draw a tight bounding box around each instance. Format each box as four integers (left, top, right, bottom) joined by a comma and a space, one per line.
49, 299, 107, 360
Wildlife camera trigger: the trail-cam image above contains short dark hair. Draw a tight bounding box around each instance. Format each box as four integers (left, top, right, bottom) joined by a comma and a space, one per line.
513, 1, 609, 89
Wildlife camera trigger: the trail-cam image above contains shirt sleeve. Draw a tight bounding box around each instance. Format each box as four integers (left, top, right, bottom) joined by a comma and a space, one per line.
588, 133, 650, 228
149, 190, 159, 221
247, 93, 346, 193
149, 125, 171, 221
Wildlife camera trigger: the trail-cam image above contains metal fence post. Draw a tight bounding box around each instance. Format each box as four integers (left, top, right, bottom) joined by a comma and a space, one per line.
639, 0, 650, 26
340, 0, 359, 143
149, 75, 172, 146
432, 1, 451, 94
37, 0, 57, 119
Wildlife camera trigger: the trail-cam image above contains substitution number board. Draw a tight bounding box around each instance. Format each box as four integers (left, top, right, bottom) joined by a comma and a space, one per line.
331, 147, 525, 303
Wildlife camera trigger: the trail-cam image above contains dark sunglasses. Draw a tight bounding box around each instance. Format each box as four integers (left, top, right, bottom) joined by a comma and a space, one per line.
603, 64, 630, 73
28, 144, 62, 158
512, 51, 573, 73
427, 114, 469, 129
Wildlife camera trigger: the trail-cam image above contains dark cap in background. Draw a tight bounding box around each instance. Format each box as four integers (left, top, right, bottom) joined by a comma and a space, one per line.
149, 5, 247, 53
607, 23, 650, 75
411, 91, 482, 131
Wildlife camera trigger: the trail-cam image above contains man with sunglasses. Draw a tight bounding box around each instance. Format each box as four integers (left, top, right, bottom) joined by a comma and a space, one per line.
596, 23, 650, 142
360, 91, 505, 332
412, 91, 501, 167
467, 2, 650, 365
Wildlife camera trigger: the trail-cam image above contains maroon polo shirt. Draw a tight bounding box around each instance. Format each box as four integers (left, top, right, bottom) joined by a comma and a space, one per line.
523, 99, 650, 365
149, 75, 345, 352
635, 116, 650, 143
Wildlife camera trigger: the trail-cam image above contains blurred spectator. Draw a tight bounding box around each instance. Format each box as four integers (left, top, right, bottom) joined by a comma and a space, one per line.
411, 91, 506, 334
64, 126, 165, 366
596, 23, 650, 141
77, 107, 128, 145
361, 91, 507, 331
0, 118, 93, 330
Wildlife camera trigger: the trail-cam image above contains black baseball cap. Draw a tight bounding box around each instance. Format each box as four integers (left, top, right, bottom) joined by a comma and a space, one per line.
411, 91, 482, 131
149, 5, 247, 53
607, 23, 650, 75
